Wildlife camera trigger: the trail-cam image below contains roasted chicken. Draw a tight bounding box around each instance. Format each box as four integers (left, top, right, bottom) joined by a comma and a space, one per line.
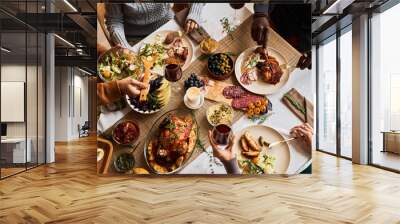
254, 47, 283, 85
240, 47, 283, 85
147, 114, 197, 173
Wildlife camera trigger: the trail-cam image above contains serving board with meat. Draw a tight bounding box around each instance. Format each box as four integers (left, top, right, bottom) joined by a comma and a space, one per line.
204, 80, 270, 110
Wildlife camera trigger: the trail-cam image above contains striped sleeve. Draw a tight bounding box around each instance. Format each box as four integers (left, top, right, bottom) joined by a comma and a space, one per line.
186, 3, 205, 24
105, 4, 131, 49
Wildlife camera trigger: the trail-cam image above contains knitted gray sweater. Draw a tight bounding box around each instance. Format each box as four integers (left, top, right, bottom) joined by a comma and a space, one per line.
105, 3, 204, 48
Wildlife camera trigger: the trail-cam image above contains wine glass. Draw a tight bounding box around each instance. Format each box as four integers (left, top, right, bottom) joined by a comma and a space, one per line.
230, 3, 245, 26
212, 124, 232, 146
165, 63, 183, 90
165, 64, 182, 82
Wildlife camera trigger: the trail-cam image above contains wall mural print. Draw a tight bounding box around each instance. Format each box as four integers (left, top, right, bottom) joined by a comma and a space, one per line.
96, 3, 313, 175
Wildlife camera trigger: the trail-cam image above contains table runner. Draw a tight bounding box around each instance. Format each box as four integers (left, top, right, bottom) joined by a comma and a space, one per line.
105, 16, 302, 173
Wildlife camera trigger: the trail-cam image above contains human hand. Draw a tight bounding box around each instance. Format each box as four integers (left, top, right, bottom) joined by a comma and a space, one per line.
117, 77, 148, 98
251, 13, 269, 47
185, 19, 199, 33
290, 123, 313, 150
208, 130, 235, 163
296, 51, 312, 70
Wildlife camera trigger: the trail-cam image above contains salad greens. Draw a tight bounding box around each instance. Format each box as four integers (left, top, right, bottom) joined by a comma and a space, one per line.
98, 48, 142, 81
139, 41, 166, 67
239, 154, 276, 174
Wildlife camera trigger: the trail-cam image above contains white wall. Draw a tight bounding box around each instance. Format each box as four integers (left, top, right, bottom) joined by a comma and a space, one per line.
1, 64, 46, 163
54, 66, 89, 141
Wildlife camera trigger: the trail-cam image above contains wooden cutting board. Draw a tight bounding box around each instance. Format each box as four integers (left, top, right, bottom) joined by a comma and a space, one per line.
204, 80, 232, 105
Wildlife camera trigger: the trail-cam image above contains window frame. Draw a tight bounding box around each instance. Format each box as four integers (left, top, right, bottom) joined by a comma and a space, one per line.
367, 1, 400, 173
315, 24, 353, 161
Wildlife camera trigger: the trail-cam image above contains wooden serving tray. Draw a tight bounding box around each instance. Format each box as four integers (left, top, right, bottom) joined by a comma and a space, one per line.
204, 80, 232, 105
97, 137, 114, 174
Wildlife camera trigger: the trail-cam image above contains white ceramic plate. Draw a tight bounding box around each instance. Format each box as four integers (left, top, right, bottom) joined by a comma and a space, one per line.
139, 30, 193, 72
235, 46, 289, 95
234, 125, 290, 174
125, 73, 171, 115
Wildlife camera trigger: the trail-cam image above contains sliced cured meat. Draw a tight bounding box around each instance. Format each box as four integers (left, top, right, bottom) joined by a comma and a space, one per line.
222, 85, 250, 99
231, 95, 265, 109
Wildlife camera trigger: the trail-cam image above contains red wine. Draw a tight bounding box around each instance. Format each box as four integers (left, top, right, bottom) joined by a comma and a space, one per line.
230, 3, 245, 10
216, 124, 231, 133
165, 64, 182, 82
213, 124, 232, 145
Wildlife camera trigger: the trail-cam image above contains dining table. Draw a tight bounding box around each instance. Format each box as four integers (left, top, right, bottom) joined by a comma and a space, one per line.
97, 3, 313, 175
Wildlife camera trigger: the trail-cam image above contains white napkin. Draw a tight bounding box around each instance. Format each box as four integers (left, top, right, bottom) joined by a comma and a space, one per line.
97, 106, 131, 133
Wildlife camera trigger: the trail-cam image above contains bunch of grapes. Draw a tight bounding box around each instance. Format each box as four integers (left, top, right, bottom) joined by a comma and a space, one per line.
184, 73, 204, 89
149, 75, 163, 92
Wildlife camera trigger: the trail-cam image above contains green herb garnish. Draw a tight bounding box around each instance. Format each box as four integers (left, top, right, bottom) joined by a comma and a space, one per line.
240, 159, 264, 174
164, 122, 176, 130
250, 112, 273, 124
220, 17, 236, 39
283, 94, 305, 115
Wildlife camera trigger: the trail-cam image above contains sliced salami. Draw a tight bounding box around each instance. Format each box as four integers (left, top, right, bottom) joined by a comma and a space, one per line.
222, 85, 250, 99
232, 95, 265, 109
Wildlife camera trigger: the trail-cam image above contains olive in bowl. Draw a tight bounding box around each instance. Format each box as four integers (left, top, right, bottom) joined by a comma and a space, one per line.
112, 120, 140, 145
207, 53, 234, 80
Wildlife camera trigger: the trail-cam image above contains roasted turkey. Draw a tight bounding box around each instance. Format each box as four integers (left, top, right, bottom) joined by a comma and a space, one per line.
147, 114, 196, 173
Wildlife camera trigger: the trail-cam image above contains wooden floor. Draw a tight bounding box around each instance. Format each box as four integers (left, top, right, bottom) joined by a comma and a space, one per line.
0, 137, 400, 224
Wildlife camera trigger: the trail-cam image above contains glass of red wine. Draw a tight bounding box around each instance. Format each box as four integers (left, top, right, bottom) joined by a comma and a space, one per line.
165, 64, 182, 82
230, 3, 245, 26
212, 124, 232, 146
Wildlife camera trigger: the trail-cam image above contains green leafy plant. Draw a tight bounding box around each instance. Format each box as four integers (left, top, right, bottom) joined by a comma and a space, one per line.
220, 17, 236, 39
250, 112, 274, 124
283, 94, 305, 115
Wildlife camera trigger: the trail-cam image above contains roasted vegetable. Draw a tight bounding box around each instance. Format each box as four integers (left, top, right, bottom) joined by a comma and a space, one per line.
258, 136, 269, 147
244, 132, 260, 151
242, 150, 260, 157
240, 137, 250, 152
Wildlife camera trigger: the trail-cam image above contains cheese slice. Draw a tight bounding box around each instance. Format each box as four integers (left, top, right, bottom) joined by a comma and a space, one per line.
139, 56, 155, 102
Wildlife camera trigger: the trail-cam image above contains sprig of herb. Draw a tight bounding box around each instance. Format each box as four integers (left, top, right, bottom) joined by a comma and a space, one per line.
220, 17, 236, 39
195, 138, 206, 152
199, 52, 236, 61
240, 159, 264, 174
224, 52, 237, 57
199, 53, 212, 61
164, 122, 176, 130
250, 112, 274, 124
283, 94, 306, 115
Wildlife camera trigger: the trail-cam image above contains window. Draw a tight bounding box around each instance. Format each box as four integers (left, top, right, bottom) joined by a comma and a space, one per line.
0, 0, 47, 179
370, 2, 400, 171
339, 28, 352, 158
317, 36, 337, 154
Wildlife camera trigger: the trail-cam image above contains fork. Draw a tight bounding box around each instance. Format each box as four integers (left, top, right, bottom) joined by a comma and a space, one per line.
264, 137, 296, 149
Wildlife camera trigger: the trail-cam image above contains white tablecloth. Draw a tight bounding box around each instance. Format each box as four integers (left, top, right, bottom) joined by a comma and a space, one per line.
97, 3, 313, 175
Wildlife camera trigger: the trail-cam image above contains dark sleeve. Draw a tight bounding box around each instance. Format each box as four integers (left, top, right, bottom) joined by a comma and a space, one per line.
221, 157, 241, 174
254, 3, 269, 14
105, 4, 131, 48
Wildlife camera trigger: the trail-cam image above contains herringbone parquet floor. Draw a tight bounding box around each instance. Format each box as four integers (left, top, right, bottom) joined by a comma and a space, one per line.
0, 137, 399, 224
